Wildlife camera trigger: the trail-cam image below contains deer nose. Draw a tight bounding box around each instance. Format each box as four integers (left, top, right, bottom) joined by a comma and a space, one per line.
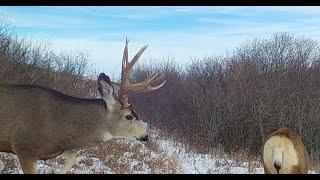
140, 135, 149, 142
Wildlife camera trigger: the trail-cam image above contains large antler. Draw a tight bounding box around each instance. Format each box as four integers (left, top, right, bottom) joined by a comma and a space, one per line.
119, 39, 166, 106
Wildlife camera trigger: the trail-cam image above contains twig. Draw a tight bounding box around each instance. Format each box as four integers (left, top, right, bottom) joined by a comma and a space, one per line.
193, 155, 201, 174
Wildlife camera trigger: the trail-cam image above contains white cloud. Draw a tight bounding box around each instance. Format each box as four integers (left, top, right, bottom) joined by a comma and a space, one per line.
3, 6, 320, 79
1, 8, 91, 29
24, 30, 248, 78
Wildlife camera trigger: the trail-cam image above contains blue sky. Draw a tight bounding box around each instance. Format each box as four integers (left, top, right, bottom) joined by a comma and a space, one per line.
1, 6, 320, 78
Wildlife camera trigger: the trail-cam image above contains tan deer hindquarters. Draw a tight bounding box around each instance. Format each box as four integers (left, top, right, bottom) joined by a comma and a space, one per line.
262, 128, 309, 174
263, 136, 298, 173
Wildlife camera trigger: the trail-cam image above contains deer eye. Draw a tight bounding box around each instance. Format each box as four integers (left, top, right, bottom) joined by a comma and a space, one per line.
125, 115, 133, 120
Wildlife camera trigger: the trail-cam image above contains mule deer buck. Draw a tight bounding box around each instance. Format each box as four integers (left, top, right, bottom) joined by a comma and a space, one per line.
0, 39, 166, 174
262, 128, 309, 174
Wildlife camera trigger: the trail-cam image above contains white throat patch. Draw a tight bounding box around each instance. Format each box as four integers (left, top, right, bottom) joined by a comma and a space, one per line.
102, 132, 113, 142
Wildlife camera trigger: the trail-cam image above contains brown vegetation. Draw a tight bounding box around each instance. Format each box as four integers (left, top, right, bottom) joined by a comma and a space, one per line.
130, 33, 320, 170
1, 15, 320, 172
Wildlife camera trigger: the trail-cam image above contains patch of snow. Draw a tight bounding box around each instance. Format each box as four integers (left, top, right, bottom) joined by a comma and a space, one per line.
0, 129, 318, 174
0, 160, 4, 171
150, 129, 264, 174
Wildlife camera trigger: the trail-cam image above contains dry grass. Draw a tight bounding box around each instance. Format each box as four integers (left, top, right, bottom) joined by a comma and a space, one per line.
1, 16, 320, 174
0, 138, 183, 174
81, 139, 183, 174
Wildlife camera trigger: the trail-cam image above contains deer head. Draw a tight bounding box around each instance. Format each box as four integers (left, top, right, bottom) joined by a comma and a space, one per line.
98, 39, 166, 142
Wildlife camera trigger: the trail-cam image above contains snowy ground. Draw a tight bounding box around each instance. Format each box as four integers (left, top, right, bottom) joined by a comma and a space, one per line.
150, 129, 264, 174
0, 129, 317, 174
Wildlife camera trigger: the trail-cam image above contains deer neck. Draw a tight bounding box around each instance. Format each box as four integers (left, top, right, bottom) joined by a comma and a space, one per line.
59, 100, 117, 149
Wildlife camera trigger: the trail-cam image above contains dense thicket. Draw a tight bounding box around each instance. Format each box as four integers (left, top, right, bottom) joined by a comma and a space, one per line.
2, 18, 320, 166
131, 33, 320, 166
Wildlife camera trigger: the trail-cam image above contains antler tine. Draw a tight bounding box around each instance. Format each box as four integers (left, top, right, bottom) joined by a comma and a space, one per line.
124, 44, 149, 78
118, 40, 166, 106
121, 44, 148, 90
121, 38, 129, 79
125, 74, 166, 94
133, 73, 165, 88
133, 73, 158, 87
125, 38, 129, 66
119, 39, 130, 106
137, 79, 167, 93
147, 73, 165, 85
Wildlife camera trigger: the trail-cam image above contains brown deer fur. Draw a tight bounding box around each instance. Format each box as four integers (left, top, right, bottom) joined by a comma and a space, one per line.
0, 40, 166, 174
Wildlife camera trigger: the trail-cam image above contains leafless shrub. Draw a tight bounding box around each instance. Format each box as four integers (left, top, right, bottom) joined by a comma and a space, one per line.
130, 33, 320, 170
0, 17, 97, 98
0, 17, 182, 174
1, 13, 320, 172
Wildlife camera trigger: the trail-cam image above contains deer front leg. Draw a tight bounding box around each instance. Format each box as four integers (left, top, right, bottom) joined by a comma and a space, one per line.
54, 149, 76, 174
13, 143, 38, 174
17, 155, 37, 174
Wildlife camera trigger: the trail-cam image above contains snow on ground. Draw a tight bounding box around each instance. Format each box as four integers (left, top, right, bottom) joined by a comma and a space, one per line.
149, 129, 264, 174
0, 151, 115, 174
150, 129, 319, 174
0, 128, 317, 174
0, 160, 4, 172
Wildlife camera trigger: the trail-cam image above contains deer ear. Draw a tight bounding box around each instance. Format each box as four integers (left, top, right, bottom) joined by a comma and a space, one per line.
98, 73, 111, 85
98, 73, 114, 99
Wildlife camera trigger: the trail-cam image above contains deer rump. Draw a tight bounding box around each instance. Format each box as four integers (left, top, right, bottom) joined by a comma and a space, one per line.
262, 128, 309, 174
